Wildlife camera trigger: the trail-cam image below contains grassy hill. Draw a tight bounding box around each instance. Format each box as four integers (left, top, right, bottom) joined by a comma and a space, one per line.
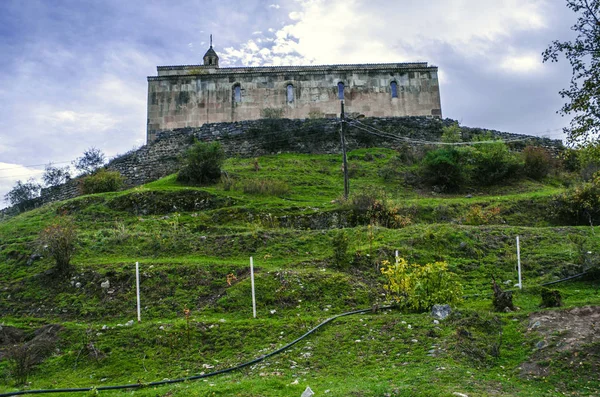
1, 148, 599, 396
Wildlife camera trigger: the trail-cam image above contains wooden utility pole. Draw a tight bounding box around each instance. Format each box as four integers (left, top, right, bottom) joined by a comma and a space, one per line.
340, 100, 349, 199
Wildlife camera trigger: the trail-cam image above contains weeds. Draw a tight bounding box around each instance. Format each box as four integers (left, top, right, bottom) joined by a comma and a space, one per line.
239, 179, 290, 197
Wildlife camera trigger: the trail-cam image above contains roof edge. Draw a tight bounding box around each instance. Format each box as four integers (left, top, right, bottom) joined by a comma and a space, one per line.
156, 62, 435, 70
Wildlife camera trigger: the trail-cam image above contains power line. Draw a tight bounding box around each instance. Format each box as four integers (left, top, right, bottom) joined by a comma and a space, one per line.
0, 161, 71, 172
347, 118, 552, 146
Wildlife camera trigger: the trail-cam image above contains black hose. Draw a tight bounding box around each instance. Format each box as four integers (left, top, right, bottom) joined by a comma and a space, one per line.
0, 305, 392, 396
462, 270, 591, 299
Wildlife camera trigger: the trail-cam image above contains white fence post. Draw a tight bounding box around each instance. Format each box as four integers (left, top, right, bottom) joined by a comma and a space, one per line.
250, 257, 257, 318
516, 236, 522, 289
136, 262, 141, 322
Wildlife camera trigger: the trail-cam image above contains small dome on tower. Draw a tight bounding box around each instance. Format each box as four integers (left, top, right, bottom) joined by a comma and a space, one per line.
203, 35, 219, 67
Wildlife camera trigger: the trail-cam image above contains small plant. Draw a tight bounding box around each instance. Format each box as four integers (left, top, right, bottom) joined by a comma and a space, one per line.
381, 258, 463, 312
221, 172, 234, 191
80, 169, 124, 194
260, 107, 284, 119
540, 288, 562, 307
177, 140, 225, 185
331, 230, 349, 268
39, 216, 77, 273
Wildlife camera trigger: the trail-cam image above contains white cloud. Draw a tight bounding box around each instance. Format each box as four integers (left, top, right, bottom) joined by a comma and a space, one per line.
500, 53, 543, 73
223, 0, 551, 67
268, 4, 280, 9
35, 108, 118, 134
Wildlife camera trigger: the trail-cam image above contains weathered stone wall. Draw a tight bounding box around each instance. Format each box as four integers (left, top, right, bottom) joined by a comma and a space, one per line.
147, 63, 442, 142
0, 116, 564, 219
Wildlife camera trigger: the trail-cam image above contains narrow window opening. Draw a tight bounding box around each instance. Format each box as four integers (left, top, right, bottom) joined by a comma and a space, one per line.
287, 84, 294, 103
337, 82, 345, 100
233, 85, 241, 103
209, 58, 213, 65
391, 81, 398, 98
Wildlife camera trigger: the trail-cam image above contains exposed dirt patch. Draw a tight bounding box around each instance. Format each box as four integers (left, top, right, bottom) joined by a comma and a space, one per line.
0, 324, 62, 361
520, 306, 600, 379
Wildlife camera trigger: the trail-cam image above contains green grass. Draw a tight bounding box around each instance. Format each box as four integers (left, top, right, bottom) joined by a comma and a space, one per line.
0, 148, 598, 396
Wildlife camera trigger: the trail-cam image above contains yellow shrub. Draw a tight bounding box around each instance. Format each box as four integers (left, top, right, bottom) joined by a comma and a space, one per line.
381, 258, 463, 312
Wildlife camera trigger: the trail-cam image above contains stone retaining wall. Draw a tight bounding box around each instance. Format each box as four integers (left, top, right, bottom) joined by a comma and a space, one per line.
0, 117, 563, 218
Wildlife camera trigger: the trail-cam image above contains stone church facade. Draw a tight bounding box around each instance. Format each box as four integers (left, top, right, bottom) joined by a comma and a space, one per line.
146, 43, 442, 142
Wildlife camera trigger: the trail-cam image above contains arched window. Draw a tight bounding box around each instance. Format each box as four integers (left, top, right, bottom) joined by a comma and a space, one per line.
337, 82, 345, 100
233, 84, 241, 103
390, 81, 398, 98
287, 84, 294, 103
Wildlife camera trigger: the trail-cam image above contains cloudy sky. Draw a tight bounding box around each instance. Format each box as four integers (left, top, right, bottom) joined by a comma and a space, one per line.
0, 0, 578, 206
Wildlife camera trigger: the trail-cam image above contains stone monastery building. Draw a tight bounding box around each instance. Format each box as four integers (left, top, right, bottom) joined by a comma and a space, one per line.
146, 39, 442, 142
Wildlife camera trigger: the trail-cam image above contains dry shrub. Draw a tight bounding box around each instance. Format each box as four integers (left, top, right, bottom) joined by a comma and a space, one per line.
5, 325, 62, 385
39, 216, 77, 273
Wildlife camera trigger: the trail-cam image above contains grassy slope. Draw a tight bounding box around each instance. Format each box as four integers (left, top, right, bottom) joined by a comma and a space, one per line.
0, 149, 599, 396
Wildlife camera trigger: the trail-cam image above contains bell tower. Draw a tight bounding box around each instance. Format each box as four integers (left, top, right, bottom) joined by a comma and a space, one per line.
203, 34, 219, 67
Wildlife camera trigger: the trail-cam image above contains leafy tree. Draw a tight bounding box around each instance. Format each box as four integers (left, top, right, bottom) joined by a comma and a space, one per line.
543, 0, 600, 146
177, 140, 225, 185
470, 141, 520, 185
72, 147, 106, 175
4, 178, 41, 207
42, 163, 71, 187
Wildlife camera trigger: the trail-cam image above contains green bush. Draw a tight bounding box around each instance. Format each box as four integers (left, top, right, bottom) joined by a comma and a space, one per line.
523, 146, 553, 180
80, 169, 124, 194
421, 147, 470, 192
552, 173, 600, 225
381, 258, 463, 312
471, 141, 520, 185
177, 140, 225, 185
